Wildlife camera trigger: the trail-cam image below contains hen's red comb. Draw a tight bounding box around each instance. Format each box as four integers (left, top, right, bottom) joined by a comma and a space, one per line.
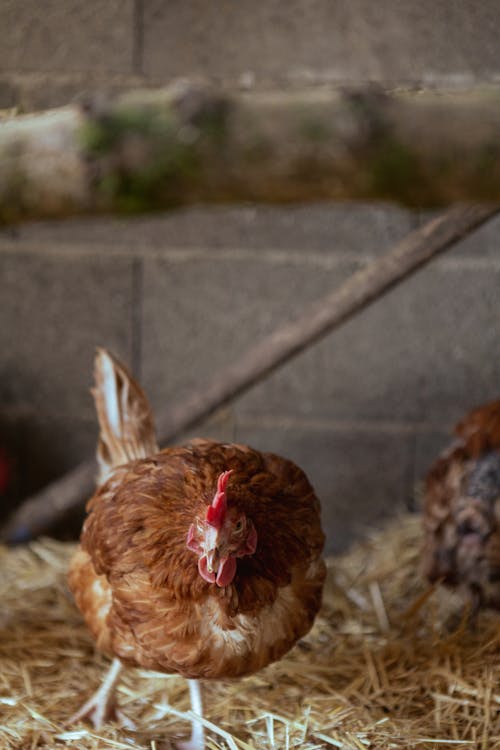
206, 470, 233, 528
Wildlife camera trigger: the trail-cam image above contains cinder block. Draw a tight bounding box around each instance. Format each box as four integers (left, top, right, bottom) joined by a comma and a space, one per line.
140, 254, 356, 414
143, 0, 500, 83
0, 413, 24, 522
0, 78, 16, 108
236, 270, 422, 421
408, 264, 500, 422
236, 261, 500, 423
18, 414, 99, 539
419, 211, 500, 259
13, 204, 417, 256
233, 421, 415, 554
15, 414, 97, 498
0, 412, 96, 531
0, 1, 135, 74
0, 249, 135, 419
176, 408, 236, 446
414, 431, 450, 487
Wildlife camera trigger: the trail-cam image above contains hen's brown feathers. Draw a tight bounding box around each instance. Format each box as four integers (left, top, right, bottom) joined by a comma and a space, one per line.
69, 351, 325, 679
424, 400, 500, 523
422, 400, 500, 609
69, 438, 325, 678
454, 400, 500, 456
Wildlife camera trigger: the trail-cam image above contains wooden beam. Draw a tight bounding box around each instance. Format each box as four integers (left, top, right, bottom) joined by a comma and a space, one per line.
1, 204, 496, 543
3, 84, 500, 223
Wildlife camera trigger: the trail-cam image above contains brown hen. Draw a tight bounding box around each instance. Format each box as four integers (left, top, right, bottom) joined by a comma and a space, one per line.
422, 399, 500, 614
68, 349, 326, 748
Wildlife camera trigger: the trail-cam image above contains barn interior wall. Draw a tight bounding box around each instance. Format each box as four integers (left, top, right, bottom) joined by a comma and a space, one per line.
1, 1, 499, 552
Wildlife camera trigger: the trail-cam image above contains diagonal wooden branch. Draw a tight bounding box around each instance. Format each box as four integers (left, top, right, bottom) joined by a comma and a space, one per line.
3, 83, 500, 223
1, 204, 497, 543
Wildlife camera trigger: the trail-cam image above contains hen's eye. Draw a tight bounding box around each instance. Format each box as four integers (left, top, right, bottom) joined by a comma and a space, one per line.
235, 520, 243, 531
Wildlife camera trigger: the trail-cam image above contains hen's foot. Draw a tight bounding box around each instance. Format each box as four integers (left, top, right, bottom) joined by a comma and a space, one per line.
68, 694, 135, 731
176, 679, 204, 750
176, 740, 203, 750
67, 658, 135, 730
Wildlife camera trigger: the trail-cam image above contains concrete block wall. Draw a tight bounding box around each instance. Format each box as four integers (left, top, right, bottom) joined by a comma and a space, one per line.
2, 207, 499, 551
2, 1, 500, 112
1, 2, 500, 551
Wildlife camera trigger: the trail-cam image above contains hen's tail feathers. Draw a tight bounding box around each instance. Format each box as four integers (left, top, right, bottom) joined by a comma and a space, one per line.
93, 348, 159, 484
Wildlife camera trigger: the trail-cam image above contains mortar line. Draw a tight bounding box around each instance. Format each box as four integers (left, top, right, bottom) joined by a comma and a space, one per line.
1, 237, 499, 271
132, 0, 144, 76
235, 413, 452, 434
0, 240, 364, 266
131, 257, 143, 381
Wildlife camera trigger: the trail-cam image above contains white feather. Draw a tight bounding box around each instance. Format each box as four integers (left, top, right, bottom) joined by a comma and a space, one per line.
100, 353, 121, 438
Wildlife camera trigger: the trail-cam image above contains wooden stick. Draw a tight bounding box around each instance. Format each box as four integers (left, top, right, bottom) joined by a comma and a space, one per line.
4, 84, 500, 223
1, 204, 497, 542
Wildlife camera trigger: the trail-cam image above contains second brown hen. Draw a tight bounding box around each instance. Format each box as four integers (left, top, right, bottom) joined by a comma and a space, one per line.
422, 400, 500, 614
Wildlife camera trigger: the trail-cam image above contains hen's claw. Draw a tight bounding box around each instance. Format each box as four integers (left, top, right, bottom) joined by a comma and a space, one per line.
68, 697, 135, 731
67, 658, 131, 730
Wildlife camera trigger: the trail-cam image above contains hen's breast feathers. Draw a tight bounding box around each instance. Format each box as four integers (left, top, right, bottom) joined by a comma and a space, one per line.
68, 439, 326, 679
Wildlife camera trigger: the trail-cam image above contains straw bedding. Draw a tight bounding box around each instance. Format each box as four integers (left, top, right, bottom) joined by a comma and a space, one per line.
0, 514, 499, 750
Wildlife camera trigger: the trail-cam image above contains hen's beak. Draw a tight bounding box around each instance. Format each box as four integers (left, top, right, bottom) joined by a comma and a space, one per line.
205, 547, 220, 574
199, 544, 237, 587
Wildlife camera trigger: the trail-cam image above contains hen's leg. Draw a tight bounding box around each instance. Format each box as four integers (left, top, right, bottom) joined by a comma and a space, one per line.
68, 658, 133, 729
176, 679, 204, 750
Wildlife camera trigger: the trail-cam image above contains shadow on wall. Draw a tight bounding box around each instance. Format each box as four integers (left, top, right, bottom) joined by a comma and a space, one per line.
0, 413, 92, 538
